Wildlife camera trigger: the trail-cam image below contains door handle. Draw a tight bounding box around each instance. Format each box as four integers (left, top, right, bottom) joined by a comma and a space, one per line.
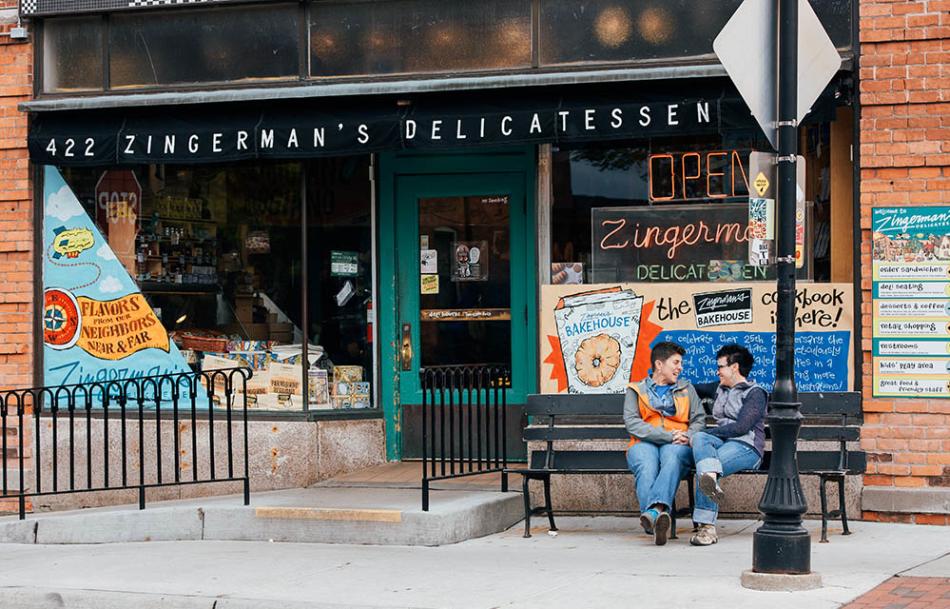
400, 322, 413, 371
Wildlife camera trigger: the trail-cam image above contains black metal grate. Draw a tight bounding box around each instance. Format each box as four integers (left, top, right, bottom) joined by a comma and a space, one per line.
1, 367, 252, 519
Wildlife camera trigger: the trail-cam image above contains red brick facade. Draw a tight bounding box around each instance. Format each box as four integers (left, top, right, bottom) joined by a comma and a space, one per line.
859, 0, 950, 524
0, 0, 32, 512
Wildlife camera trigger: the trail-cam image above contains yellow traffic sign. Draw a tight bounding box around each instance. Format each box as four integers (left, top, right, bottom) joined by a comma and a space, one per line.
754, 172, 770, 196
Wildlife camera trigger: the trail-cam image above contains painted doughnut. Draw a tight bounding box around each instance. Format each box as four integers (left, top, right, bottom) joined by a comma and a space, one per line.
574, 333, 622, 387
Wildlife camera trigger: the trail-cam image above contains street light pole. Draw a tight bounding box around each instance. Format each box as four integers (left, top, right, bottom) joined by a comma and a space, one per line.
752, 0, 811, 575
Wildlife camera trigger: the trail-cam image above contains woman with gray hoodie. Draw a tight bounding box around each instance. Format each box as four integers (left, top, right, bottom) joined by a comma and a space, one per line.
689, 344, 768, 546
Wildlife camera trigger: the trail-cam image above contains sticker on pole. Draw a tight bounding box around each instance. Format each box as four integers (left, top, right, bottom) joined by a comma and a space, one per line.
753, 172, 771, 197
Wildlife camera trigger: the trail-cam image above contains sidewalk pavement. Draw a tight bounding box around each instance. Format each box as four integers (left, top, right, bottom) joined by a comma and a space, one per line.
0, 517, 946, 609
842, 576, 950, 609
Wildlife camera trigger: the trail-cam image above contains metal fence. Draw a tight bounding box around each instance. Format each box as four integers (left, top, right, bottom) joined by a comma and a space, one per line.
1, 368, 252, 519
419, 365, 509, 511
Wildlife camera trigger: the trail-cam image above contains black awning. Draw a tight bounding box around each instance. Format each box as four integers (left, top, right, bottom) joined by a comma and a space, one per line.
28, 80, 837, 166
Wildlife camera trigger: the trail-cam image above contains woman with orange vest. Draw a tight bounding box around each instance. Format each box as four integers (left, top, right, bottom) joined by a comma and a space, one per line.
624, 341, 706, 546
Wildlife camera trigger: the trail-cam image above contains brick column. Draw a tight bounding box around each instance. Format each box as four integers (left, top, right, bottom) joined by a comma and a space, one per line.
0, 1, 33, 513
859, 0, 950, 524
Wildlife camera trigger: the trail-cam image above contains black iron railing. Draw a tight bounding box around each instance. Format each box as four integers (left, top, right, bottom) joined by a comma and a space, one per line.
1, 368, 252, 519
419, 365, 509, 511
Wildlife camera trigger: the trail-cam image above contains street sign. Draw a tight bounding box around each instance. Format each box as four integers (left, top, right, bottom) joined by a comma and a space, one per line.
714, 0, 842, 150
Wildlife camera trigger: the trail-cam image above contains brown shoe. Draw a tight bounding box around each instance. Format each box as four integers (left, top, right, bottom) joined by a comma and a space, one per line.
653, 511, 671, 546
690, 524, 718, 546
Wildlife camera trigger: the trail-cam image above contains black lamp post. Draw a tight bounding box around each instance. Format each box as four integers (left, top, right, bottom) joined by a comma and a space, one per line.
752, 0, 811, 575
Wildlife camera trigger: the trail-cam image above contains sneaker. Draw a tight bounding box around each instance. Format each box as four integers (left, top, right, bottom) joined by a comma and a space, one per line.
699, 472, 725, 503
653, 511, 671, 546
639, 508, 658, 535
690, 524, 718, 546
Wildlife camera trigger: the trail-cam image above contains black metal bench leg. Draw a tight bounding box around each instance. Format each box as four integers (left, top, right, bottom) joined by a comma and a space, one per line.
838, 475, 851, 536
670, 499, 678, 540
543, 474, 557, 532
522, 475, 533, 538
687, 474, 695, 516
819, 476, 829, 544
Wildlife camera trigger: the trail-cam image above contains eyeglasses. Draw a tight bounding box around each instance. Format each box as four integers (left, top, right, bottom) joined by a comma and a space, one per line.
716, 364, 730, 370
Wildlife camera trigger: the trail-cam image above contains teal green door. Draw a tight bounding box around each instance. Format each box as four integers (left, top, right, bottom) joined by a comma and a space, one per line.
380, 157, 536, 460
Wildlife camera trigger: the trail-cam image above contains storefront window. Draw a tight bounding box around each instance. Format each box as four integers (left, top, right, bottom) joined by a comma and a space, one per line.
42, 17, 103, 93
60, 158, 375, 413
306, 158, 374, 410
549, 123, 842, 284
539, 0, 852, 67
309, 0, 532, 77
109, 4, 300, 88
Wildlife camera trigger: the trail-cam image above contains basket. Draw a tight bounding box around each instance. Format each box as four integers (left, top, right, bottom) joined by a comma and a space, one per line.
175, 333, 229, 352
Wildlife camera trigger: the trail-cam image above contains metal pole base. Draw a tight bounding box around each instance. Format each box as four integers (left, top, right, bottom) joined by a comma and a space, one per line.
752, 524, 811, 574
741, 569, 822, 592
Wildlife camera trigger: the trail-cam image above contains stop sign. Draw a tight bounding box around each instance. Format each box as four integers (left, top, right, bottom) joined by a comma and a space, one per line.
94, 169, 142, 229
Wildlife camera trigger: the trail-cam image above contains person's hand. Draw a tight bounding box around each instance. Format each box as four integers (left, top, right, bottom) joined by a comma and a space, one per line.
672, 431, 689, 445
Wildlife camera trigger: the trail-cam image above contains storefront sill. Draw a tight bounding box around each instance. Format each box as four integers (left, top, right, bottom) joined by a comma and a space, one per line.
35, 410, 380, 422
306, 409, 383, 422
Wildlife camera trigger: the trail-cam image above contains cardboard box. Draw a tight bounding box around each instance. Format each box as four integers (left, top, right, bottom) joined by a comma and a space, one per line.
333, 365, 363, 384
234, 295, 256, 324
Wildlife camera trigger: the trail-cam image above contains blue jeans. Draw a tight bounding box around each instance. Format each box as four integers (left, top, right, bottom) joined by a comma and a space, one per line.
691, 431, 762, 525
626, 441, 693, 512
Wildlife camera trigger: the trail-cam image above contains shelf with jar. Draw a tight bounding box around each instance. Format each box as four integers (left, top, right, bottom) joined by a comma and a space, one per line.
135, 217, 220, 293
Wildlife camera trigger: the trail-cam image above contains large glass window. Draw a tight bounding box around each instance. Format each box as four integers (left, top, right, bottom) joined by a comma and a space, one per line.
305, 157, 374, 410
38, 1, 851, 93
109, 4, 300, 88
549, 120, 844, 284
60, 158, 375, 413
309, 0, 532, 77
539, 0, 852, 66
42, 17, 103, 93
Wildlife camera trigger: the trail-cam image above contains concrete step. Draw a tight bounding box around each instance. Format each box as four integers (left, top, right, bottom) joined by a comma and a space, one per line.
0, 486, 525, 546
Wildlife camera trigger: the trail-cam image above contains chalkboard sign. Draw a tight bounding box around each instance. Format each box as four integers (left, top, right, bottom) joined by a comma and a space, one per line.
657, 330, 850, 392
591, 203, 772, 283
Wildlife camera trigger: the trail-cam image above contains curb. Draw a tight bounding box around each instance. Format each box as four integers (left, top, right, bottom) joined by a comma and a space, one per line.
0, 587, 420, 609
0, 492, 524, 546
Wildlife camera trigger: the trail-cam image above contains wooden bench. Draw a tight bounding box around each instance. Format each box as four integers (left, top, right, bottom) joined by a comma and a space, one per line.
508, 391, 866, 542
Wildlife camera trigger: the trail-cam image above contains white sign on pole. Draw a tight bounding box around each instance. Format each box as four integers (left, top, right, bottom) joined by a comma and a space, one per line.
714, 0, 842, 150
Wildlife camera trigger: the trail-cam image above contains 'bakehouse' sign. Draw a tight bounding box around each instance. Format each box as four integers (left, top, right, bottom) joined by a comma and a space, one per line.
29, 99, 721, 166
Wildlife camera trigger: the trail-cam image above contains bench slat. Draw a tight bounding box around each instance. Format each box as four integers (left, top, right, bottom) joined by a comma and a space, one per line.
527, 392, 862, 418
798, 392, 862, 417
523, 427, 630, 441
524, 425, 860, 442
529, 450, 627, 470
528, 449, 867, 474
525, 394, 624, 416
762, 450, 866, 474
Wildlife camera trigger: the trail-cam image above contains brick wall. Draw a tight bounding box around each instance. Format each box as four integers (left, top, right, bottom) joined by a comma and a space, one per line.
859, 0, 950, 524
0, 1, 33, 512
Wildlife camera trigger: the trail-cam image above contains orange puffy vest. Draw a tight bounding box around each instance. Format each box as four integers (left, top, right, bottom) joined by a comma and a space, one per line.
627, 382, 692, 448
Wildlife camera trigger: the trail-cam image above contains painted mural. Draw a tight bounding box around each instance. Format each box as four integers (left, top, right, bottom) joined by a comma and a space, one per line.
42, 166, 191, 388
541, 283, 854, 394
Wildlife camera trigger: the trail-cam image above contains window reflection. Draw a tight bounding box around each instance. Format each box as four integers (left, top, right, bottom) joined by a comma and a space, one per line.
109, 5, 299, 88
540, 0, 851, 66
310, 0, 531, 77
42, 17, 103, 93
60, 159, 375, 412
